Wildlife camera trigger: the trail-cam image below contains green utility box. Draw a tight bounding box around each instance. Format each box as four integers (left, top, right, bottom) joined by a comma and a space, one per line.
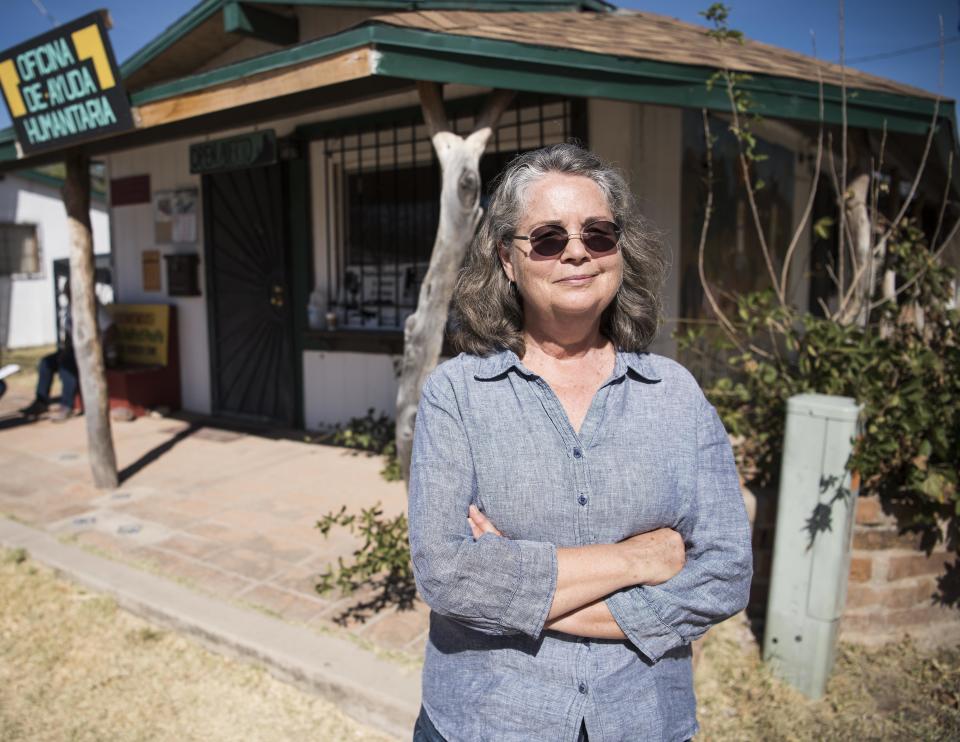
763, 393, 862, 699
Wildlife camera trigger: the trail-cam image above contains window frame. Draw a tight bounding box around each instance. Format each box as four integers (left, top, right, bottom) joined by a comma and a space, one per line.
302, 93, 586, 352
0, 221, 42, 279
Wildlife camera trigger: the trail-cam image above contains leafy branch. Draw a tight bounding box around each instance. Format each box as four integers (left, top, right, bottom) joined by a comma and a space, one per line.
315, 503, 416, 623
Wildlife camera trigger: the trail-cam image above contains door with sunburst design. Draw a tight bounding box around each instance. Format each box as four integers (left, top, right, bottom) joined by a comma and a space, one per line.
203, 163, 295, 426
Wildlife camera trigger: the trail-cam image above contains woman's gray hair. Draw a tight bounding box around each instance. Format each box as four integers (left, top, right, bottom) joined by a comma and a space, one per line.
451, 143, 668, 356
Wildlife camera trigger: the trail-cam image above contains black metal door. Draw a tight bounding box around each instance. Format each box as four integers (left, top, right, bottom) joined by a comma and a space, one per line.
204, 163, 295, 426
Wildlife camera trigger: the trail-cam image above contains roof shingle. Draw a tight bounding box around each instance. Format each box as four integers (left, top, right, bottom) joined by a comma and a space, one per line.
372, 10, 939, 100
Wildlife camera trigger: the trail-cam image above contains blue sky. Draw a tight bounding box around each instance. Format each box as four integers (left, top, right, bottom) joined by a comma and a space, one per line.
1, 0, 958, 131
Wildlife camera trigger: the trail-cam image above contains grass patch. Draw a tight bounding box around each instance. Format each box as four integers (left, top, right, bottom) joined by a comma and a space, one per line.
696, 616, 960, 740
0, 549, 395, 741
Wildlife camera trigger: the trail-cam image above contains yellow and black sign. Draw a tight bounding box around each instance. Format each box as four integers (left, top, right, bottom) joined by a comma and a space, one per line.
107, 304, 170, 367
0, 10, 133, 156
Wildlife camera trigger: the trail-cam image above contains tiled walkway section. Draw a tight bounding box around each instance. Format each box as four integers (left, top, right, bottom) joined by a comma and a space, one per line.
0, 386, 429, 663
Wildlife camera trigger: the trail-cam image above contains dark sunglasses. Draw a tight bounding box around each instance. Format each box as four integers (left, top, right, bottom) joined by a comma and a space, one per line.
509, 220, 622, 257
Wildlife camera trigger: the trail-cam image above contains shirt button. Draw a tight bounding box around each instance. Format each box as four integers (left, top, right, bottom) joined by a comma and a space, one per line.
578, 495, 587, 506
572, 448, 582, 458
578, 682, 587, 694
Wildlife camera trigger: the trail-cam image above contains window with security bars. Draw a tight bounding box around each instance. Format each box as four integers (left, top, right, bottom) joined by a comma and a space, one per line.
0, 223, 40, 276
316, 96, 585, 330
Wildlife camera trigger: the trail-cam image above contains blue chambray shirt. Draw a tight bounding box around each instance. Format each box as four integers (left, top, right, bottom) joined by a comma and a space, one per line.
408, 348, 753, 742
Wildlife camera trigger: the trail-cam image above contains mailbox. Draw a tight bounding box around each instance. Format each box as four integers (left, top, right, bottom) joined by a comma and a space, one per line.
164, 253, 201, 296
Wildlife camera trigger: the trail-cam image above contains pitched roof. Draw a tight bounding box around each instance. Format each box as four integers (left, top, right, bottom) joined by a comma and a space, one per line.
120, 0, 613, 91
0, 4, 952, 171
373, 9, 938, 100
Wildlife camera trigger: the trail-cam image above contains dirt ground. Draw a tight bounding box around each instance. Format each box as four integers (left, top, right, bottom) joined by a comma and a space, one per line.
695, 614, 960, 740
0, 548, 395, 742
2, 545, 958, 741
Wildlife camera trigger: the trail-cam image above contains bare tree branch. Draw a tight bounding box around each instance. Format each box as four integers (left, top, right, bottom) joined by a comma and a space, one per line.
475, 89, 515, 132
417, 81, 448, 136
825, 133, 859, 314
874, 16, 944, 249
838, 0, 848, 300
873, 97, 940, 249
697, 108, 742, 346
779, 44, 825, 302
824, 257, 842, 294
724, 76, 784, 305
930, 149, 954, 249
868, 122, 888, 253
839, 17, 946, 318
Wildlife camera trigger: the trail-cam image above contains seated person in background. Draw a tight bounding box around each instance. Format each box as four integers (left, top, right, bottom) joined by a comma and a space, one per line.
21, 282, 115, 422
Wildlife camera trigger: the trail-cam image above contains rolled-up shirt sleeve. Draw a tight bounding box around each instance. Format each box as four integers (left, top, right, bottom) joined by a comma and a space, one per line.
605, 396, 753, 662
408, 370, 558, 639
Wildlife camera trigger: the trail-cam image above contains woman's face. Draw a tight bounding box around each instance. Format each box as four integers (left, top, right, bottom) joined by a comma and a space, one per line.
498, 172, 622, 328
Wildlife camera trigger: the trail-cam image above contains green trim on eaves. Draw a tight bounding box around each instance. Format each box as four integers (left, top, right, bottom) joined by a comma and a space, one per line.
373, 44, 948, 135
128, 20, 953, 137
367, 24, 948, 122
129, 27, 377, 105
120, 0, 225, 79
119, 0, 612, 81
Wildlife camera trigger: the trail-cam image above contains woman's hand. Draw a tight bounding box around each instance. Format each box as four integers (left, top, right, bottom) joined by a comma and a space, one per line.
468, 504, 503, 539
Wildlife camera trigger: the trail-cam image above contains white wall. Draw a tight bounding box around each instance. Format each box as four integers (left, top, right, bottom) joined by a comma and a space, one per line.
0, 175, 109, 349
106, 140, 211, 413
303, 351, 400, 430
589, 100, 683, 358
103, 82, 491, 420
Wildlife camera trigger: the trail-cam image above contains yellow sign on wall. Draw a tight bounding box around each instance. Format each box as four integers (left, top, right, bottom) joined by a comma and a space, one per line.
107, 304, 170, 366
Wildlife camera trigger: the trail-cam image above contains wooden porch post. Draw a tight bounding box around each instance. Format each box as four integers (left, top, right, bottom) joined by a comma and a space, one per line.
62, 151, 119, 489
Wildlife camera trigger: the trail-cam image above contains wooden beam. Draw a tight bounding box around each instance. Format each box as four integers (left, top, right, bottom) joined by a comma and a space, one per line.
417, 81, 448, 136
223, 2, 299, 46
134, 47, 376, 129
475, 89, 515, 131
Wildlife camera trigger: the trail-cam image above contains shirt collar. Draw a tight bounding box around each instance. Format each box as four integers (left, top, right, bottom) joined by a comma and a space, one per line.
473, 348, 530, 380
612, 350, 661, 384
473, 347, 661, 383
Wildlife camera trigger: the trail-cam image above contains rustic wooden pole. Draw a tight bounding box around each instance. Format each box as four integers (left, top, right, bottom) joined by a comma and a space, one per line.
395, 84, 514, 484
63, 151, 119, 489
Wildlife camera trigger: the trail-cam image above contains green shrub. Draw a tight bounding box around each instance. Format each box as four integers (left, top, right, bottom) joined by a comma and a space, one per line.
680, 222, 959, 601
314, 503, 415, 622
328, 409, 402, 482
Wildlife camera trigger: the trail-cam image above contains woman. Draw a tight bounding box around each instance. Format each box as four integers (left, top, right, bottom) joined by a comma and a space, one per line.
408, 143, 752, 742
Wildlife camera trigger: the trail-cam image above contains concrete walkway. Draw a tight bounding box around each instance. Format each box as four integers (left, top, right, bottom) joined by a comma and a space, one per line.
0, 383, 426, 738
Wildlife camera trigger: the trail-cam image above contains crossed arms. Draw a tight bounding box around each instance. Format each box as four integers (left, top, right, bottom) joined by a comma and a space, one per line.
407, 374, 753, 662
467, 504, 684, 640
